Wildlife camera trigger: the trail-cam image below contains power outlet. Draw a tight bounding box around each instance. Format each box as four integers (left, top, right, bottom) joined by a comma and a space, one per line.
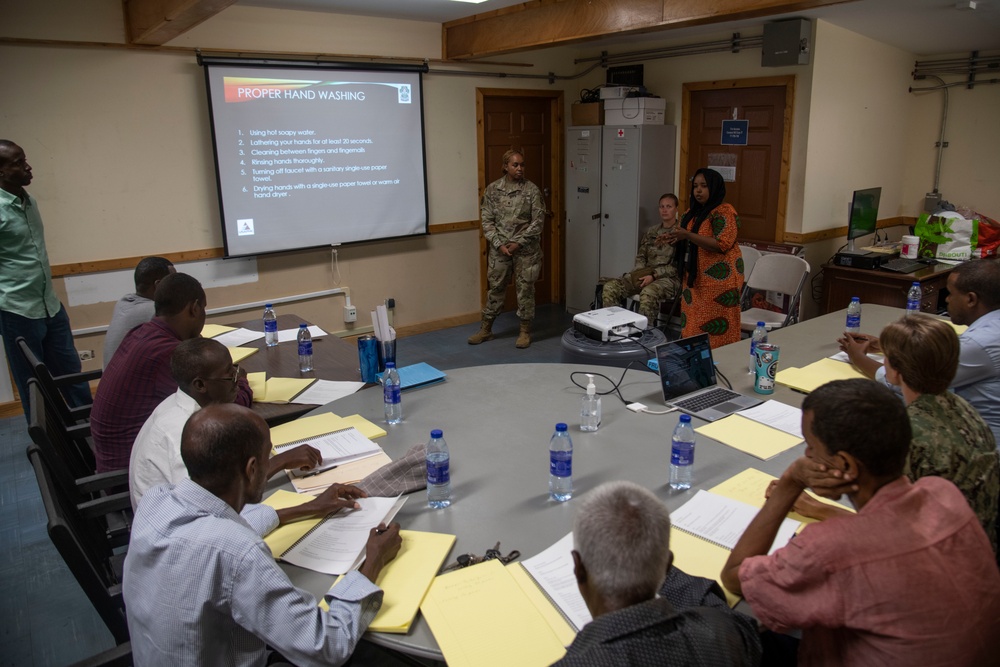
78, 350, 95, 361
343, 305, 357, 323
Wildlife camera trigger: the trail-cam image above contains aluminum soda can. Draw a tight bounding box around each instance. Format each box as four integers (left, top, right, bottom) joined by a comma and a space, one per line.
358, 335, 379, 383
754, 343, 779, 395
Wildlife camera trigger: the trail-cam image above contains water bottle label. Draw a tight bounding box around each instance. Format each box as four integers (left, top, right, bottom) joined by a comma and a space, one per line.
298, 340, 312, 356
846, 314, 861, 329
384, 383, 401, 405
671, 441, 694, 466
427, 459, 450, 485
264, 320, 277, 332
907, 298, 920, 310
550, 451, 572, 477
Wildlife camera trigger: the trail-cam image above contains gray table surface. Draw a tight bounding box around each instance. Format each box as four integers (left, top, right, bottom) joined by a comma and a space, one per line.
270, 304, 908, 660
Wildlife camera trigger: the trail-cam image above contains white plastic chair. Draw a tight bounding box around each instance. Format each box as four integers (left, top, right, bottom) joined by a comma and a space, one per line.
740, 254, 811, 332
739, 245, 762, 283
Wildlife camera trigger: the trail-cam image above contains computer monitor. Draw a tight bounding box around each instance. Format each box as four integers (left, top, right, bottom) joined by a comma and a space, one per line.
843, 187, 882, 254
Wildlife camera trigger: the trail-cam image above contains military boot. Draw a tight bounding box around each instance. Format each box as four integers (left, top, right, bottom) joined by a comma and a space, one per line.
467, 317, 495, 345
515, 320, 532, 349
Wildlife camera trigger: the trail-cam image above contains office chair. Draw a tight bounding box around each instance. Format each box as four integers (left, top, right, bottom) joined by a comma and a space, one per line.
740, 254, 811, 332
67, 642, 132, 667
28, 444, 132, 645
27, 380, 132, 547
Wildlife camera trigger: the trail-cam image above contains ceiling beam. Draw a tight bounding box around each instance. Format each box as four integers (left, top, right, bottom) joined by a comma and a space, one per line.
123, 0, 238, 45
443, 0, 857, 60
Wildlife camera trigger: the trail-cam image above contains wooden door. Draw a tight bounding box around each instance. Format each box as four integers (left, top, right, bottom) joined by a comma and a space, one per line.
477, 90, 563, 311
681, 78, 794, 243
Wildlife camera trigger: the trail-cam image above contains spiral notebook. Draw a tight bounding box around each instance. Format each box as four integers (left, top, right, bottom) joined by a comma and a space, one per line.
278, 495, 406, 575
274, 426, 383, 478
671, 490, 800, 553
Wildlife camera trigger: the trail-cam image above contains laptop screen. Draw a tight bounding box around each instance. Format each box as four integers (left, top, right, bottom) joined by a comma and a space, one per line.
655, 334, 718, 402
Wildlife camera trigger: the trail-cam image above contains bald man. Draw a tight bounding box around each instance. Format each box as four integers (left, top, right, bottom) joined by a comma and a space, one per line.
123, 404, 401, 667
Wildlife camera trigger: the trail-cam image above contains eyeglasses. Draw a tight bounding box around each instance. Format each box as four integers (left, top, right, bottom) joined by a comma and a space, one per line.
203, 364, 239, 386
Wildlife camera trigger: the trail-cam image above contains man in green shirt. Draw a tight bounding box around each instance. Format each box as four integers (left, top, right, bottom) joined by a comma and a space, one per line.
0, 140, 91, 415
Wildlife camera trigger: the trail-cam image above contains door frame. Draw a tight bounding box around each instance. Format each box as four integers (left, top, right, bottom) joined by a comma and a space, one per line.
475, 88, 565, 308
679, 75, 795, 243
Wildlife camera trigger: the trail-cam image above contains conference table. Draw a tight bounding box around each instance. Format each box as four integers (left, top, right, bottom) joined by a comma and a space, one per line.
219, 313, 363, 425
272, 304, 909, 660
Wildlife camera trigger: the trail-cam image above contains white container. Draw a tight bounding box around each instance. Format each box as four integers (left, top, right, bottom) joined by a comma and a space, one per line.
604, 97, 666, 125
901, 234, 920, 259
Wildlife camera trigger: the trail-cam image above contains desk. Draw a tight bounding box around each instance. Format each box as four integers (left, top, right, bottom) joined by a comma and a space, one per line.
821, 262, 953, 315
273, 305, 906, 660
223, 314, 362, 425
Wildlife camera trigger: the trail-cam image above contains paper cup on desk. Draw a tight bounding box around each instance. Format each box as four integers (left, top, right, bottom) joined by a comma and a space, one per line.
377, 338, 396, 372
901, 235, 920, 259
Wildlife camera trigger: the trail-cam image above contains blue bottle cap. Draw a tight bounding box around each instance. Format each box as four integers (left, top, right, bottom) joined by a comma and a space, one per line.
299, 323, 307, 328
679, 414, 692, 423
385, 362, 395, 369
555, 423, 568, 431
757, 321, 765, 327
431, 429, 443, 438
265, 303, 272, 308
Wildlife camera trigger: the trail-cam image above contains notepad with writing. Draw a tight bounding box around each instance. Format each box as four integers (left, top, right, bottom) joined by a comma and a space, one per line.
278, 495, 405, 575
375, 362, 446, 390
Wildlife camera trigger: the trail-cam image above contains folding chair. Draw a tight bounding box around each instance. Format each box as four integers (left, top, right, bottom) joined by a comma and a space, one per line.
740, 254, 811, 332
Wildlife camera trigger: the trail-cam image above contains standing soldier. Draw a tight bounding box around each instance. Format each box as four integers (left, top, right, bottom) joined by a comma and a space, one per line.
469, 149, 545, 349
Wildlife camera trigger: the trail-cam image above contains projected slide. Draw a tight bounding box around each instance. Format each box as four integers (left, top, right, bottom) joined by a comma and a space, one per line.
203, 63, 428, 257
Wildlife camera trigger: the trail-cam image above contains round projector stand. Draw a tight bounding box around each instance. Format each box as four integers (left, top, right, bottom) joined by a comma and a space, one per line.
560, 327, 666, 370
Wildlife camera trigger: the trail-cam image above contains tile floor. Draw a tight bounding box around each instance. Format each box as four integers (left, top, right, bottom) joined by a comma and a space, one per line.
0, 305, 573, 665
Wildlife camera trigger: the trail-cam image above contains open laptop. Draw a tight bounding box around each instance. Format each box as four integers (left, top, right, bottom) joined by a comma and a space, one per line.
655, 333, 762, 421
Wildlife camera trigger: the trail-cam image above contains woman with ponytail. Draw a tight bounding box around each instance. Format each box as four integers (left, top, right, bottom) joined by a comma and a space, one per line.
667, 168, 745, 348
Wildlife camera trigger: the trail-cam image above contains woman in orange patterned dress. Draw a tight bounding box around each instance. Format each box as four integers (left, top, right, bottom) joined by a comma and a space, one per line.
667, 168, 745, 348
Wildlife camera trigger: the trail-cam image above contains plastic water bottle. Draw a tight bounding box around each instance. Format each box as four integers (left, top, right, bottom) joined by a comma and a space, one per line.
580, 374, 601, 432
383, 362, 402, 424
669, 414, 696, 491
297, 324, 313, 372
846, 297, 862, 334
263, 303, 278, 347
549, 423, 573, 502
906, 282, 922, 314
426, 429, 452, 509
749, 321, 768, 373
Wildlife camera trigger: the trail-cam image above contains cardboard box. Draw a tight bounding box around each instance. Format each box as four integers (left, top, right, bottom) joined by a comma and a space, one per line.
571, 102, 604, 126
604, 97, 665, 125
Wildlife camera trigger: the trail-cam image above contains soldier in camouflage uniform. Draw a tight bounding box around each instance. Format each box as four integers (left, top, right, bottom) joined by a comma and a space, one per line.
601, 193, 681, 324
469, 150, 545, 349
879, 315, 999, 554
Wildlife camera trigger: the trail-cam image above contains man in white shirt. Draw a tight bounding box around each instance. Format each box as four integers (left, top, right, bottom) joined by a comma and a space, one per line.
129, 337, 318, 509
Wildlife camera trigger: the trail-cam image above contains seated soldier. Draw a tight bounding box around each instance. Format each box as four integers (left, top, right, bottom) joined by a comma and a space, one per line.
553, 481, 761, 667
600, 193, 681, 324
722, 379, 1000, 666
123, 403, 402, 666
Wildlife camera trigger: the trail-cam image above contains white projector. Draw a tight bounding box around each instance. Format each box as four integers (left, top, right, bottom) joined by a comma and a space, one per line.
573, 306, 648, 342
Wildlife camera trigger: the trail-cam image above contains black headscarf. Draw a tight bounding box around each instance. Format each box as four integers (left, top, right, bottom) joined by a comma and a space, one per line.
675, 168, 727, 288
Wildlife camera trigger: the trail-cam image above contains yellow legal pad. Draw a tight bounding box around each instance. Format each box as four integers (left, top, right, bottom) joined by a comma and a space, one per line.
270, 412, 387, 446
247, 371, 266, 398
254, 377, 316, 404
202, 323, 235, 338
670, 468, 854, 607
508, 563, 577, 647
694, 414, 802, 460
776, 358, 866, 393
228, 346, 258, 364
261, 489, 323, 557
420, 559, 567, 667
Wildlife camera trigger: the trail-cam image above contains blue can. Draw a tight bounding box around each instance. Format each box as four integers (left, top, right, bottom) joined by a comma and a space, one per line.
753, 343, 779, 394
358, 335, 379, 383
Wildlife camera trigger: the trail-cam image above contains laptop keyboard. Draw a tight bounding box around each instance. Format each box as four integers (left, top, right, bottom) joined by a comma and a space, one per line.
674, 387, 742, 413
881, 257, 924, 274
